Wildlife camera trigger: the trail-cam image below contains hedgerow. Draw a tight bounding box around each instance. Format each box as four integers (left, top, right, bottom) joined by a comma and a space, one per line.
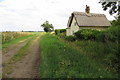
74, 26, 119, 42
55, 29, 66, 35
64, 36, 76, 42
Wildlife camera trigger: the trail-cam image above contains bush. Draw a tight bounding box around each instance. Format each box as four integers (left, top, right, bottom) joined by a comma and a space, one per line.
74, 26, 120, 42
74, 40, 119, 73
106, 26, 120, 42
55, 29, 66, 35
95, 31, 106, 42
58, 32, 66, 38
64, 36, 76, 41
74, 29, 100, 40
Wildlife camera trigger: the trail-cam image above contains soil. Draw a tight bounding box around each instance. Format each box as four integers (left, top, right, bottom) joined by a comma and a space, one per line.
2, 39, 28, 64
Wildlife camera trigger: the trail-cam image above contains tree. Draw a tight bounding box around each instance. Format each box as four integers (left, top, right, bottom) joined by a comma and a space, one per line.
99, 0, 120, 26
41, 21, 54, 32
111, 15, 120, 25
99, 0, 120, 16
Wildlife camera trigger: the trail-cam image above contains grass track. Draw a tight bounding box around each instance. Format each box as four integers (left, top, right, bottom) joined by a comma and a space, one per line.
39, 34, 118, 78
8, 33, 39, 64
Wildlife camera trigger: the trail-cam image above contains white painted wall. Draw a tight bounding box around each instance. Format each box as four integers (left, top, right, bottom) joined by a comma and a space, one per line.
66, 28, 71, 36
79, 27, 106, 30
66, 17, 79, 36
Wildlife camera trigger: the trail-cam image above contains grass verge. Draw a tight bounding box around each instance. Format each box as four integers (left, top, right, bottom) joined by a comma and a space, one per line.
39, 34, 118, 78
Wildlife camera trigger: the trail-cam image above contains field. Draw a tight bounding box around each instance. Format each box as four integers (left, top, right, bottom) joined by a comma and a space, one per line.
1, 32, 32, 49
1, 31, 119, 78
2, 32, 31, 43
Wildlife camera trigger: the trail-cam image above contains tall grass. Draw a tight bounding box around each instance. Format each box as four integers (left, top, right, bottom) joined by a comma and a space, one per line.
73, 41, 119, 72
2, 32, 31, 43
2, 32, 33, 49
39, 34, 118, 78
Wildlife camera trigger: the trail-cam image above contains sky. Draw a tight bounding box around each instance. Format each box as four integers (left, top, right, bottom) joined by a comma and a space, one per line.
0, 0, 116, 31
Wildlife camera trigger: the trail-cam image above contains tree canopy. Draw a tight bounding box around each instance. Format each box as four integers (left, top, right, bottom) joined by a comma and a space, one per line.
99, 0, 120, 16
99, 0, 120, 25
41, 21, 54, 32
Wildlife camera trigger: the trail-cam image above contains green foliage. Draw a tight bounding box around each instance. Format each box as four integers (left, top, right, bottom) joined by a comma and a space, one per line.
41, 21, 54, 32
58, 32, 66, 38
64, 36, 76, 42
74, 40, 119, 73
99, 1, 119, 15
69, 26, 119, 73
111, 16, 120, 26
106, 26, 120, 42
74, 26, 120, 42
95, 31, 106, 42
55, 29, 66, 35
74, 29, 100, 40
39, 34, 117, 78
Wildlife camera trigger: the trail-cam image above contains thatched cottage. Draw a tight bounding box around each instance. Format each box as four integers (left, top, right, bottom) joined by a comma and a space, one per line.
66, 5, 111, 36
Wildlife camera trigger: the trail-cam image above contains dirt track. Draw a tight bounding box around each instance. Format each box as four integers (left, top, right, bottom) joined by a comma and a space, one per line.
2, 39, 28, 64
2, 34, 41, 78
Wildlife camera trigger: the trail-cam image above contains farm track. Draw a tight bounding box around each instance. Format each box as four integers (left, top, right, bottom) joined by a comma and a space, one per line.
2, 34, 41, 78
2, 39, 29, 64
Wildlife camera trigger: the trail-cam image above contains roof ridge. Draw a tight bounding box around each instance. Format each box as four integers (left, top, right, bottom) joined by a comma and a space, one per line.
73, 11, 105, 15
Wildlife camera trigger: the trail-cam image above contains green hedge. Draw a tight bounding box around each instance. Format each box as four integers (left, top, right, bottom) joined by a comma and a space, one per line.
64, 36, 76, 42
74, 29, 99, 40
55, 29, 66, 35
74, 26, 119, 42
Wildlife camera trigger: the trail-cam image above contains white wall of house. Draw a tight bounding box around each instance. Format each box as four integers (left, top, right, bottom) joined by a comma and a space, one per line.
79, 27, 106, 30
66, 17, 79, 36
66, 28, 72, 36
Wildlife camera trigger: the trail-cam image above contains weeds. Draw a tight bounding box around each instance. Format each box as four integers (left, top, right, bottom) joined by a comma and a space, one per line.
39, 34, 118, 78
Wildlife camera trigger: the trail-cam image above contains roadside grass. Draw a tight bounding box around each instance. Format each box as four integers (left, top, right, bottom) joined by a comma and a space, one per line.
74, 41, 118, 62
39, 34, 118, 78
64, 40, 119, 73
2, 34, 33, 50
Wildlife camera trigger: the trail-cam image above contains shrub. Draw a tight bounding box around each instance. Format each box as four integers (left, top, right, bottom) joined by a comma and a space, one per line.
55, 29, 66, 35
106, 26, 120, 42
74, 29, 100, 40
58, 32, 66, 38
95, 31, 106, 42
64, 36, 76, 41
74, 27, 120, 42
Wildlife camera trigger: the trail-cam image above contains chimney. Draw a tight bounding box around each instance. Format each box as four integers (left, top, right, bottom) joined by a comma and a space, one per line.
85, 5, 90, 14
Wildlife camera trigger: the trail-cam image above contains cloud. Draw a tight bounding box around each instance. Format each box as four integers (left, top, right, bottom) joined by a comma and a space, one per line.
0, 0, 115, 31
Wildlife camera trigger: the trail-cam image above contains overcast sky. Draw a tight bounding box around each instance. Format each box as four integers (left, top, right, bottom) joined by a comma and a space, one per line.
0, 0, 116, 31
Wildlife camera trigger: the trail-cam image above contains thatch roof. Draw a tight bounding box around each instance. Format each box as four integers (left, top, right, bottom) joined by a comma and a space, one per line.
68, 12, 111, 27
